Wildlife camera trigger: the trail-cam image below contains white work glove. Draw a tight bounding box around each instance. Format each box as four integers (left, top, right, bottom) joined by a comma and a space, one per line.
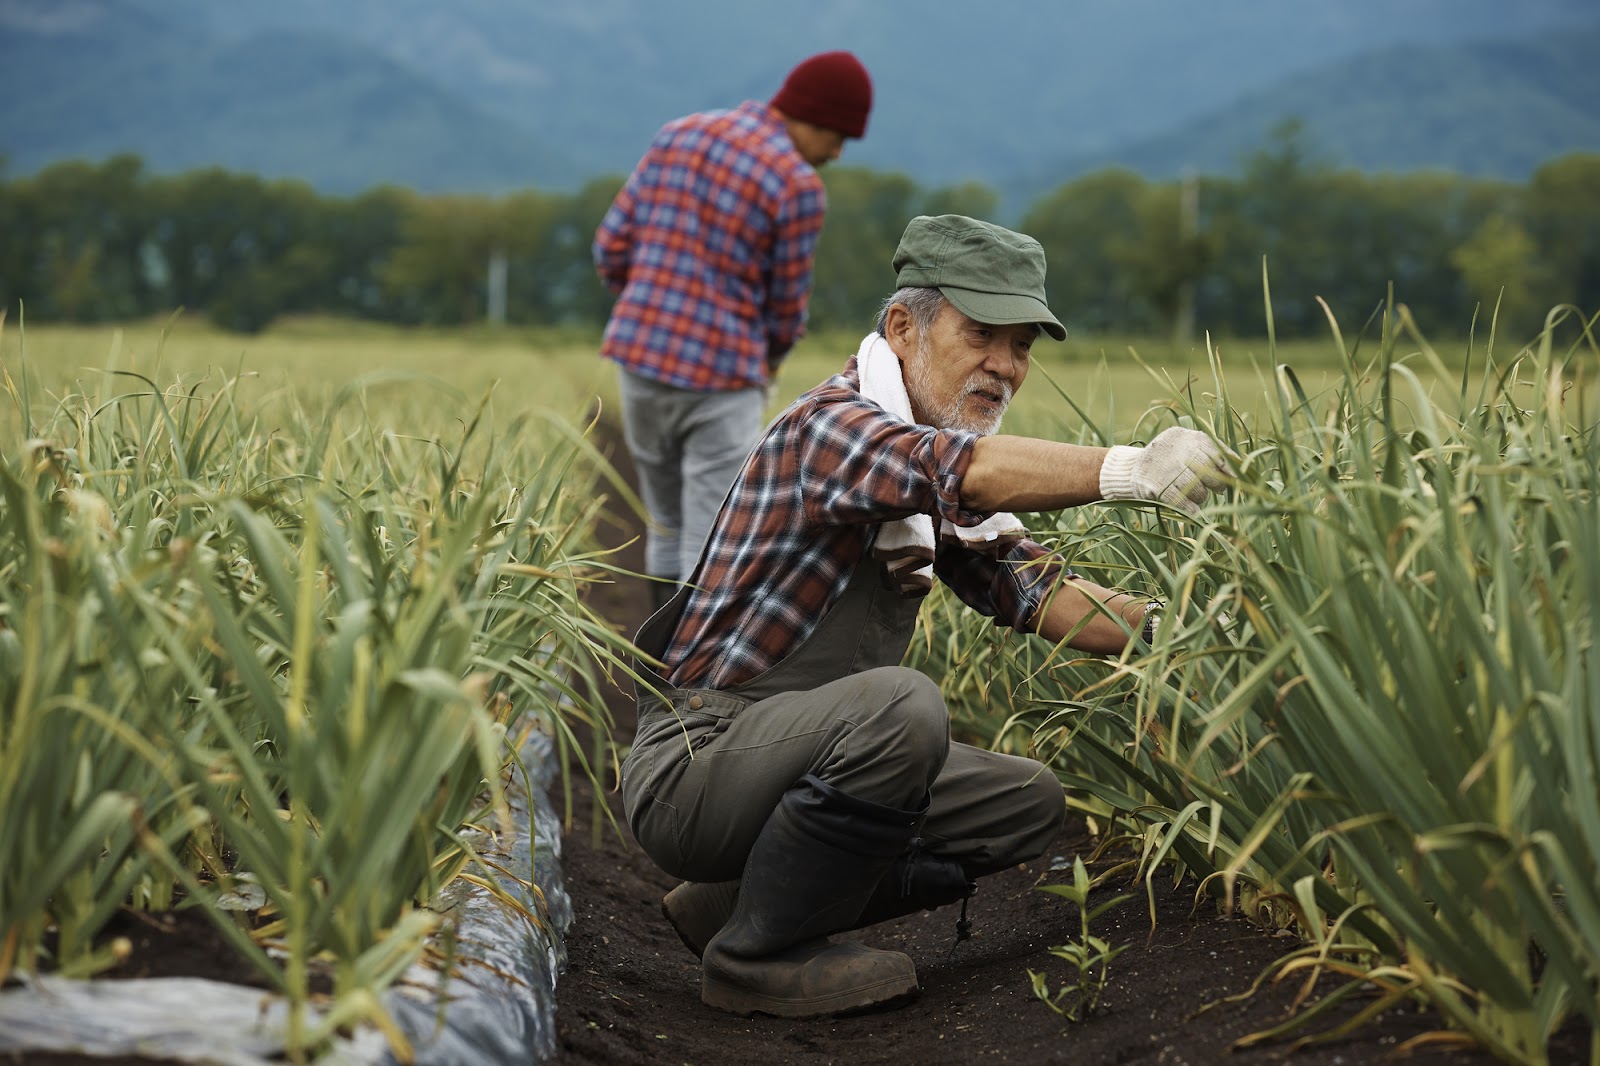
1099, 427, 1229, 516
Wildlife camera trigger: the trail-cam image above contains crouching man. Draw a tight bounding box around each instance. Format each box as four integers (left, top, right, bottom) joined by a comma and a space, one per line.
620, 214, 1228, 1017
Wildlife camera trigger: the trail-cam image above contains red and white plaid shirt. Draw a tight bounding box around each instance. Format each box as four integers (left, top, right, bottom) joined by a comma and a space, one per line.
594, 100, 827, 392
663, 355, 1072, 690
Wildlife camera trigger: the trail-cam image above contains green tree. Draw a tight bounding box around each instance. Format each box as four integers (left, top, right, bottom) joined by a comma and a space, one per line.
1451, 214, 1552, 337
514, 177, 621, 328
1021, 168, 1151, 334
1109, 179, 1214, 340
919, 181, 999, 223
382, 194, 501, 326
1524, 153, 1600, 321
808, 168, 922, 332
7, 156, 155, 321
1201, 119, 1338, 337
308, 186, 410, 320
0, 175, 26, 315
1336, 171, 1514, 335
147, 169, 332, 332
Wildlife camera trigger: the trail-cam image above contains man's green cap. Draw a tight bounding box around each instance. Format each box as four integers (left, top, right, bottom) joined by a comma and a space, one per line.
892, 214, 1066, 341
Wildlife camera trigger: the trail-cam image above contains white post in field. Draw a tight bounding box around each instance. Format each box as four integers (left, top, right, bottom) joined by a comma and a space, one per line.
487, 249, 508, 325
1175, 167, 1198, 347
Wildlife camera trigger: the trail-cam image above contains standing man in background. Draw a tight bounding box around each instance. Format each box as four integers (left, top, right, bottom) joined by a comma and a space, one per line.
594, 50, 874, 606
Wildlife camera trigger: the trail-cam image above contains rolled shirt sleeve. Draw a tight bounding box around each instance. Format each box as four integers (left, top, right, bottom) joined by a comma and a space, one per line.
793, 389, 980, 529
935, 539, 1072, 633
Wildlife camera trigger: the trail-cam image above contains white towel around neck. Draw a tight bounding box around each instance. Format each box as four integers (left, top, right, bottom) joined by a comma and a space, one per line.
854, 332, 1026, 595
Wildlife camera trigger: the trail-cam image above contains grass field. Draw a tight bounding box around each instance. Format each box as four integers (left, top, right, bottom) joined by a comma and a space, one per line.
9, 312, 1580, 445
6, 308, 1597, 1062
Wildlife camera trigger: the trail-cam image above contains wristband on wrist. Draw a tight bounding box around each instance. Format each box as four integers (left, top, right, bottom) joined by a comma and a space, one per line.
1140, 602, 1162, 645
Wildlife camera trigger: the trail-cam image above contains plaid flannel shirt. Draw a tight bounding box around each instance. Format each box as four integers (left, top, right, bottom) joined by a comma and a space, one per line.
594, 100, 826, 392
663, 355, 1072, 690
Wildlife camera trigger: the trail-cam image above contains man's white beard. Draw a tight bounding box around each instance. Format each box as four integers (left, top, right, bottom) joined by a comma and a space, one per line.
905, 337, 1011, 436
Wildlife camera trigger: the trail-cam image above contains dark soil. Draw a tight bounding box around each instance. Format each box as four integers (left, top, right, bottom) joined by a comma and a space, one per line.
551, 422, 1590, 1066
56, 906, 287, 990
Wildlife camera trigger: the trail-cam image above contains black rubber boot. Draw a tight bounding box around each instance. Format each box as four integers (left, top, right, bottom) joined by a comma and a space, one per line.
662, 880, 739, 958
855, 845, 975, 927
699, 774, 925, 1017
664, 846, 974, 959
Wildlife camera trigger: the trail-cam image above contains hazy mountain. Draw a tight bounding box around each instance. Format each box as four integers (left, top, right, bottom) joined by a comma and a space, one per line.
1008, 22, 1600, 202
0, 0, 581, 192
3, 0, 1596, 194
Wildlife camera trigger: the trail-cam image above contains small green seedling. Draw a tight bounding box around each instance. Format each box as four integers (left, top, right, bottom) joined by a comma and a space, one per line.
1027, 856, 1131, 1023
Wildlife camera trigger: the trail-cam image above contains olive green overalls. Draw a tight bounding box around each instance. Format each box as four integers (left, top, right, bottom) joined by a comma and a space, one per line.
620, 551, 1066, 885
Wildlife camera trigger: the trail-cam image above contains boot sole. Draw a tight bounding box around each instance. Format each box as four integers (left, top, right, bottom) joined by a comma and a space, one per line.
701, 972, 920, 1018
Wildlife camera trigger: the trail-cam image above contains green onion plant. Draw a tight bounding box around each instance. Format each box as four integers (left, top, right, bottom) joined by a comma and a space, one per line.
913, 297, 1599, 1065
1, 317, 636, 1062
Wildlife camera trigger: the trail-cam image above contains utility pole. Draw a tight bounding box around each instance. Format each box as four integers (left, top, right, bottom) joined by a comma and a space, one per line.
486, 249, 508, 326
1175, 167, 1198, 347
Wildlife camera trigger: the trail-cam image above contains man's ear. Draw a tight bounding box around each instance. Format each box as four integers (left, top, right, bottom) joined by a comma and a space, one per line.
884, 304, 914, 363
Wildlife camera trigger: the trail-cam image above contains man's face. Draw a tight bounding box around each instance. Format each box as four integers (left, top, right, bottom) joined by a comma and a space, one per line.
785, 120, 846, 167
893, 303, 1036, 435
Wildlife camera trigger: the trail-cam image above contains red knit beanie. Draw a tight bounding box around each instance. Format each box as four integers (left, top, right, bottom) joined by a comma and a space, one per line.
771, 50, 873, 139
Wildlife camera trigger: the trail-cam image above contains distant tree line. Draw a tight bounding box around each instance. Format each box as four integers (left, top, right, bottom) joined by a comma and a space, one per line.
3, 131, 1596, 340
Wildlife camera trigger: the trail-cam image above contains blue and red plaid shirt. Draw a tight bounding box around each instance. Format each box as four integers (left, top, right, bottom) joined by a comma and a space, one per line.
594, 100, 827, 392
663, 354, 1072, 690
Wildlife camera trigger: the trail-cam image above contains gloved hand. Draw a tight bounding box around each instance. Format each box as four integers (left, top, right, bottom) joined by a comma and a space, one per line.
1098, 426, 1229, 516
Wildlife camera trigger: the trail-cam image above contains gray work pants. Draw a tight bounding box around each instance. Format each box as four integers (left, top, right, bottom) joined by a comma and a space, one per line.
617, 367, 766, 582
621, 556, 1067, 885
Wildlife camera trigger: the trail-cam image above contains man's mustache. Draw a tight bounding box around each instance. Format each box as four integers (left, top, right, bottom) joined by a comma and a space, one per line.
963, 376, 1013, 406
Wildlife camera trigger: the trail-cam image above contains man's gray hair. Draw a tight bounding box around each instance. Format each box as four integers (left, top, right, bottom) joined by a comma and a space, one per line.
874, 287, 947, 337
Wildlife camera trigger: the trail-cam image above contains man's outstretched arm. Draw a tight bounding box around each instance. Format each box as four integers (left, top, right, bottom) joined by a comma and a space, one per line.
961, 436, 1107, 513
961, 427, 1228, 517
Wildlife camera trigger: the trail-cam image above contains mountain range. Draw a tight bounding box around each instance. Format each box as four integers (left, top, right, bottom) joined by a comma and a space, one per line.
3, 0, 1597, 197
